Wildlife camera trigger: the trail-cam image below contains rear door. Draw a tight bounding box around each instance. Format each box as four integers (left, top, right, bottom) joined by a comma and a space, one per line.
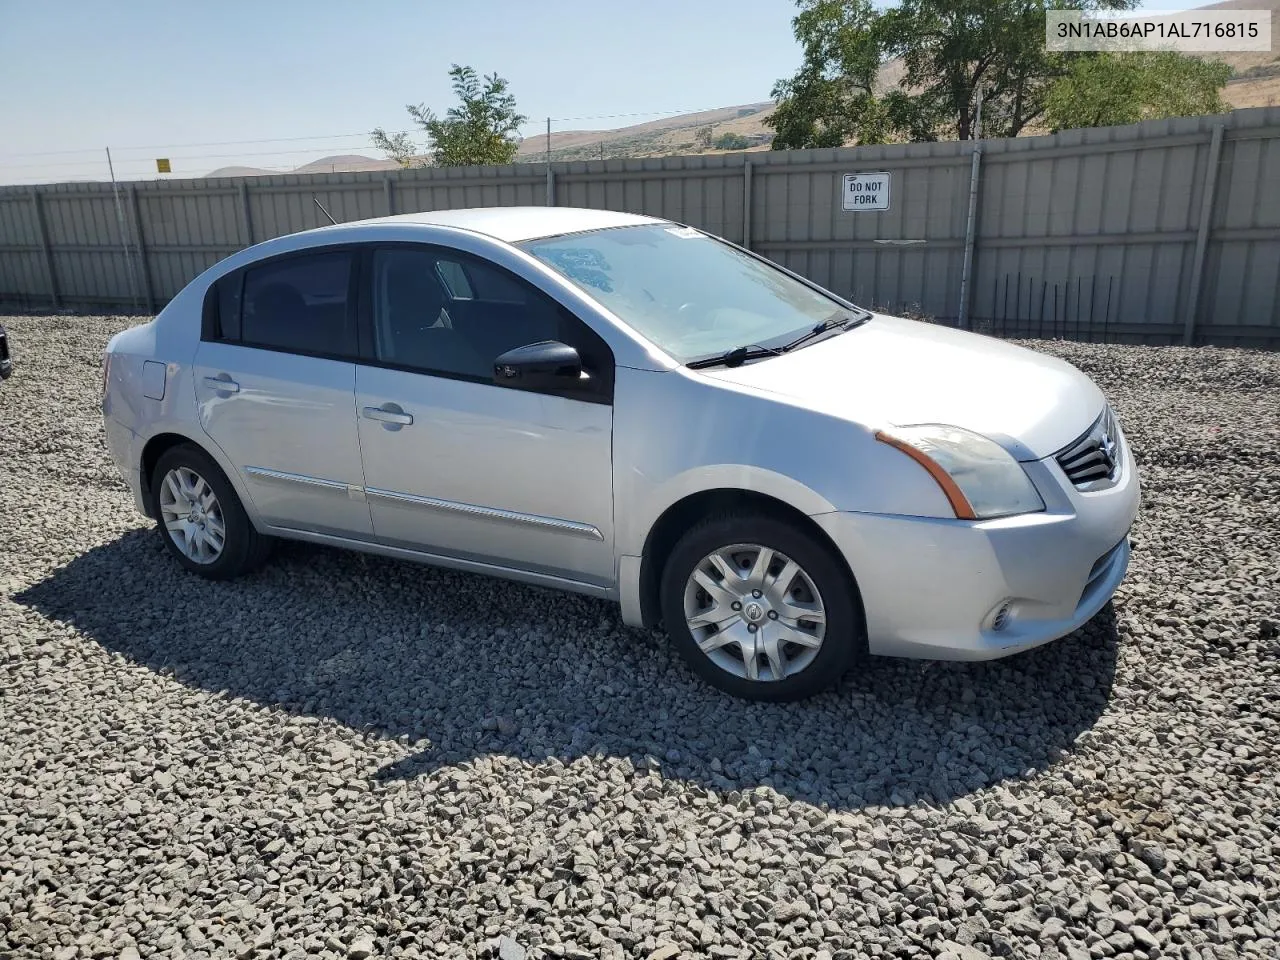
353, 244, 616, 585
193, 248, 373, 538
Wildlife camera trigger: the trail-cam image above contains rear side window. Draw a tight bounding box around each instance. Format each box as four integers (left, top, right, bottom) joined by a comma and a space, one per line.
237, 251, 355, 357
217, 274, 243, 341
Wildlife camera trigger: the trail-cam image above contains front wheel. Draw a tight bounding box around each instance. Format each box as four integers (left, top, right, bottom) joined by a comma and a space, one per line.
150, 443, 271, 579
659, 514, 862, 701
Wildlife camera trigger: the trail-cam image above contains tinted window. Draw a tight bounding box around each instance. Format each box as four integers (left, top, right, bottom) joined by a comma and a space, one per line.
216, 274, 243, 341
240, 251, 354, 356
371, 249, 564, 381
435, 260, 473, 299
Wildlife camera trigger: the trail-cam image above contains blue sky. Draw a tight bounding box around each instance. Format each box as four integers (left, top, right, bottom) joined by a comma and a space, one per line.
0, 0, 1208, 184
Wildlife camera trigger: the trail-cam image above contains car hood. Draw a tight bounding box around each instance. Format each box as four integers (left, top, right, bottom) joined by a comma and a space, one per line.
696, 314, 1105, 460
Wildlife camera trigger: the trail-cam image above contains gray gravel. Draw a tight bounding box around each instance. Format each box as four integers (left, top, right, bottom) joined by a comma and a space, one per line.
2, 312, 1278, 960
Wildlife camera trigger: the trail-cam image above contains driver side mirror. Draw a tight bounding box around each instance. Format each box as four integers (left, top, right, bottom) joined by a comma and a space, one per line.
492, 340, 586, 391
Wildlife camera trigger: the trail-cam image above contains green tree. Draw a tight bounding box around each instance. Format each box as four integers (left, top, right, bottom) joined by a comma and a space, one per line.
372, 65, 526, 167
767, 0, 1139, 148
1044, 52, 1231, 131
714, 132, 752, 150
695, 125, 715, 148
767, 0, 890, 148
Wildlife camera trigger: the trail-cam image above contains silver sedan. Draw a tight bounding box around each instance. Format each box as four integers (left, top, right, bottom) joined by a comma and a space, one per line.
102, 207, 1138, 700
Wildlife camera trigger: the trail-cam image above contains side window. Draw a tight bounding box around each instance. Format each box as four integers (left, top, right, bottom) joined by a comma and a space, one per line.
461, 258, 529, 303
435, 260, 473, 299
217, 273, 243, 341
239, 251, 354, 357
373, 248, 486, 377
369, 246, 615, 399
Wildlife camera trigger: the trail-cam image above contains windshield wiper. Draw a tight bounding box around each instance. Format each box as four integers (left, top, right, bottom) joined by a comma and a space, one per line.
686, 343, 783, 369
779, 310, 869, 353
686, 310, 870, 370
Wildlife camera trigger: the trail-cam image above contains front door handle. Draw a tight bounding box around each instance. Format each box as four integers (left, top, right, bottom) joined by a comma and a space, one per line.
362, 404, 414, 427
204, 375, 240, 394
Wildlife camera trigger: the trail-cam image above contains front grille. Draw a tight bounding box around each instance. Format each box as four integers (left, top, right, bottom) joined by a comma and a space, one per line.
1056, 406, 1122, 490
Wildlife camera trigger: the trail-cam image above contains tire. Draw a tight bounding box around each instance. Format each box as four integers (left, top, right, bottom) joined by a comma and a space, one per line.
149, 442, 271, 580
659, 513, 863, 701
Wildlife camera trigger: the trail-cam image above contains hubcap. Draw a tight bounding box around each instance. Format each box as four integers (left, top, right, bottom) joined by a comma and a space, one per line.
683, 543, 827, 682
158, 466, 225, 564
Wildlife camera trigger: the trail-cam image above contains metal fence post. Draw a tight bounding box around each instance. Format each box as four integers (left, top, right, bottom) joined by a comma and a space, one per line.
239, 181, 254, 246
129, 186, 156, 314
30, 188, 59, 309
384, 177, 396, 216
743, 160, 753, 250
957, 145, 983, 329
1183, 124, 1225, 346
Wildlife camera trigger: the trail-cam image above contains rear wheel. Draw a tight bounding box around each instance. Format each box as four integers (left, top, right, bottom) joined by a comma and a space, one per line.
149, 443, 271, 579
660, 513, 862, 701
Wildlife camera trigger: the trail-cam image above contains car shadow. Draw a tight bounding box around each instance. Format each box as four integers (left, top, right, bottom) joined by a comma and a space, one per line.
15, 529, 1119, 810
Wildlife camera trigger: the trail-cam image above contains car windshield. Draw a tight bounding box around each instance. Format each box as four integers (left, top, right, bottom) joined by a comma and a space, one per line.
519, 224, 853, 362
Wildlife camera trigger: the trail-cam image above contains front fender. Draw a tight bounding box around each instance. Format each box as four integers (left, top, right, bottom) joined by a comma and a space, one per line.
613, 366, 955, 560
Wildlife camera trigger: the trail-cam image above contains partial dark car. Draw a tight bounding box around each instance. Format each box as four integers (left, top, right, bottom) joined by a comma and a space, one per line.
0, 324, 12, 381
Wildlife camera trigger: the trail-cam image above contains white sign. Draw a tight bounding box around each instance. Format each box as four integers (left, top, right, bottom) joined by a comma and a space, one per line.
1046, 10, 1271, 52
842, 172, 891, 212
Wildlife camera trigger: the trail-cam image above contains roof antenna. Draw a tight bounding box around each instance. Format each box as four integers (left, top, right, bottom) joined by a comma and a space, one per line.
312, 195, 337, 225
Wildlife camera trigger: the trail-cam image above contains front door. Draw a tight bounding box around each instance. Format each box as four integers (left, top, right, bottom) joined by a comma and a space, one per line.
194, 248, 372, 538
353, 245, 615, 585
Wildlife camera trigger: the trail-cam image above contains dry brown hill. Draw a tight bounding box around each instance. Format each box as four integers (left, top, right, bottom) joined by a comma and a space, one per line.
207, 154, 398, 178
513, 102, 776, 162
507, 4, 1275, 164
1202, 0, 1280, 107
209, 0, 1274, 176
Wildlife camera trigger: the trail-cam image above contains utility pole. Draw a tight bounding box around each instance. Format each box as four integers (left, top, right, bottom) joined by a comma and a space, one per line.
957, 85, 985, 331
545, 117, 554, 207
106, 147, 142, 314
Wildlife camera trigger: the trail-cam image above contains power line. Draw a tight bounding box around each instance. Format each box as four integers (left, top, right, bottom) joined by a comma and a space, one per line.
547, 106, 751, 122
0, 130, 421, 161
2, 106, 765, 160
0, 104, 776, 184
0, 144, 408, 172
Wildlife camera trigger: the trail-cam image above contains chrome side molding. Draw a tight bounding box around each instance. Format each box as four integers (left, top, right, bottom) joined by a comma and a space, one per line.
243, 466, 603, 540
244, 465, 351, 494
364, 486, 605, 541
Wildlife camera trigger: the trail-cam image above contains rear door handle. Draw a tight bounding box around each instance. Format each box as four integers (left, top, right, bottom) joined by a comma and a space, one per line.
204, 375, 240, 394
362, 405, 413, 426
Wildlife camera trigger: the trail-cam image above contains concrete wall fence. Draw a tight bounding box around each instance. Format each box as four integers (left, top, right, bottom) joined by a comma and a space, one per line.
2, 107, 1278, 345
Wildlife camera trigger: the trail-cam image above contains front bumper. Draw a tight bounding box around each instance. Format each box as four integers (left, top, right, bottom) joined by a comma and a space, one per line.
813, 438, 1139, 661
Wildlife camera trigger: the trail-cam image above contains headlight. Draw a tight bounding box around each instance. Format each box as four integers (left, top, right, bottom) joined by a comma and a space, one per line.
876, 424, 1045, 520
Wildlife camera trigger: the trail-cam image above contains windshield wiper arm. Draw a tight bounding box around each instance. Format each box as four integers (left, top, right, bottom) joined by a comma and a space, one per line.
685, 309, 870, 370
779, 310, 869, 353
686, 343, 783, 370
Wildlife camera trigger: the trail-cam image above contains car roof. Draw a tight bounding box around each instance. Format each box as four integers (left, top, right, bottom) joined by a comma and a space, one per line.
328, 206, 667, 243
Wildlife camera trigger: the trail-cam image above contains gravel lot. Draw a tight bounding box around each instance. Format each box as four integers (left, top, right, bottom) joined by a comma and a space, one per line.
2, 313, 1278, 960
